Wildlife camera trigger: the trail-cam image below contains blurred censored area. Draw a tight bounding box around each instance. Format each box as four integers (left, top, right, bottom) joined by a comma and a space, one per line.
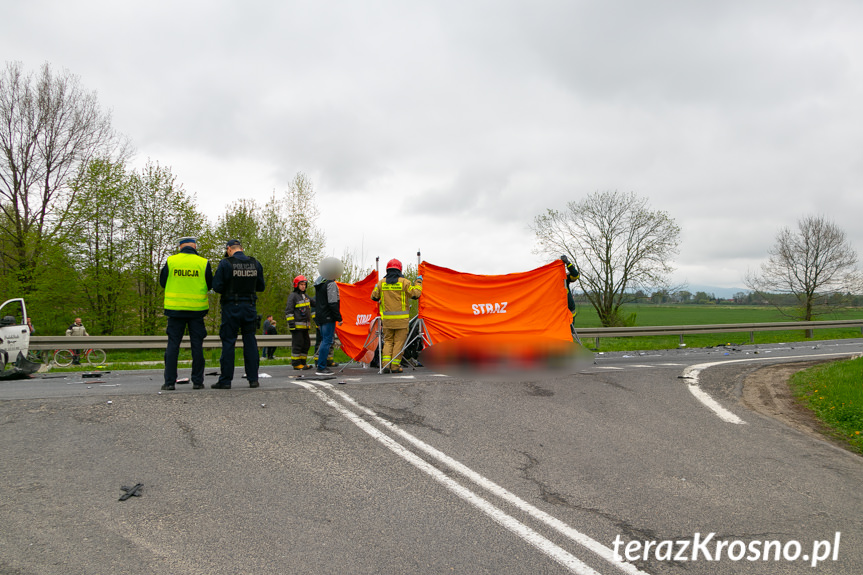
420, 334, 593, 382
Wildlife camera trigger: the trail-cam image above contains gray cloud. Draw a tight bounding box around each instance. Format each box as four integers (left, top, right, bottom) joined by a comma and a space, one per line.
3, 0, 862, 287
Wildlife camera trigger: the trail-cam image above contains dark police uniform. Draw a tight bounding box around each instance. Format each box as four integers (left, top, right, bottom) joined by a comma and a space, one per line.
159, 240, 213, 390
212, 240, 265, 388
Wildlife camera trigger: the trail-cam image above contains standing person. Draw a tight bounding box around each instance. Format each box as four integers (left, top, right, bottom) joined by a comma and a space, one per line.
370, 258, 423, 373
314, 257, 343, 375
26, 317, 34, 334
212, 239, 265, 389
284, 275, 315, 370
263, 315, 278, 360
260, 315, 273, 360
159, 237, 213, 391
65, 317, 89, 365
560, 255, 580, 338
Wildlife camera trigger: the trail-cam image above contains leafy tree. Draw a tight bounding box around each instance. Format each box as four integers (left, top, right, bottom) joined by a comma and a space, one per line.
532, 190, 681, 327
209, 173, 326, 326
283, 173, 326, 280
0, 61, 129, 295
746, 215, 862, 334
65, 158, 136, 335
338, 247, 376, 285
693, 291, 716, 304
676, 290, 692, 303
126, 161, 208, 334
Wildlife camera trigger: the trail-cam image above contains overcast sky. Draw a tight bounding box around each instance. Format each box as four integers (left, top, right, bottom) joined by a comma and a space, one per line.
3, 1, 862, 292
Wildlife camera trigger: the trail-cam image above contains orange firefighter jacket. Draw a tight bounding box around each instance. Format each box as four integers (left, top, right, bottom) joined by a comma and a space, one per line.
371, 276, 422, 329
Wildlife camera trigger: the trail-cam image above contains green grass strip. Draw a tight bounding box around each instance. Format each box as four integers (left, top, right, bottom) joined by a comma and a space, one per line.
789, 356, 863, 455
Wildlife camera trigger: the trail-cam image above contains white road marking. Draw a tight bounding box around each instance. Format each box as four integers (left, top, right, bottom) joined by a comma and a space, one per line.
681, 352, 862, 425
295, 380, 607, 574
304, 381, 650, 575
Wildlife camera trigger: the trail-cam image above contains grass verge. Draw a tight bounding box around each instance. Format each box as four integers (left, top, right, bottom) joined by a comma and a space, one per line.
41, 348, 352, 372
789, 356, 863, 455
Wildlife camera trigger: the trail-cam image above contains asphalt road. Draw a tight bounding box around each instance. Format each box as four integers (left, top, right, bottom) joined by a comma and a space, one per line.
1, 339, 862, 574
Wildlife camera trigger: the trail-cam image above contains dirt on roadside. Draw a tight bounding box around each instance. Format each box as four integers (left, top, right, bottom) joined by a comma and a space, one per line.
741, 360, 858, 454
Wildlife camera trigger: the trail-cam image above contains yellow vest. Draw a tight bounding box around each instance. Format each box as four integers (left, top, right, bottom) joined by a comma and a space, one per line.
164, 253, 209, 311
372, 277, 422, 328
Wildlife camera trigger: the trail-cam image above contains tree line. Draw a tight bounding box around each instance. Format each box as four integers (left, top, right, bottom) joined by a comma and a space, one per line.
4, 61, 861, 334
1, 62, 344, 336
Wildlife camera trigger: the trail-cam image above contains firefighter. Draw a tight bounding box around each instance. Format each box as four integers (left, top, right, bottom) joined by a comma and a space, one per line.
561, 254, 580, 337
284, 275, 315, 370
371, 258, 423, 373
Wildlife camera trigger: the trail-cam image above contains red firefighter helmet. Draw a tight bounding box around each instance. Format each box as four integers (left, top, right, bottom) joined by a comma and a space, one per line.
386, 258, 402, 272
293, 274, 308, 288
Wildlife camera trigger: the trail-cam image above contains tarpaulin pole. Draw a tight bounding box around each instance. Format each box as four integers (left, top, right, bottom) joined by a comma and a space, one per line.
375, 257, 382, 374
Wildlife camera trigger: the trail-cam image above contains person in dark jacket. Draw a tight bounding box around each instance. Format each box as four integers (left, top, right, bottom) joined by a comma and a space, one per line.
159, 237, 213, 390
561, 255, 580, 339
261, 315, 278, 360
313, 257, 343, 375
212, 239, 265, 389
284, 275, 315, 369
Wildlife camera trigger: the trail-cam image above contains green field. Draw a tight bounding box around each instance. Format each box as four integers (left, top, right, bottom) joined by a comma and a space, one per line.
572, 304, 863, 351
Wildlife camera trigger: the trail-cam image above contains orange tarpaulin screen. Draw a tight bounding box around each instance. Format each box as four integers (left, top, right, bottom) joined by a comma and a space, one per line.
417, 260, 572, 344
335, 271, 380, 361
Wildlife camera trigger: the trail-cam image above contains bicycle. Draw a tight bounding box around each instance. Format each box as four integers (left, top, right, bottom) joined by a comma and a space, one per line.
26, 349, 51, 364
53, 348, 107, 367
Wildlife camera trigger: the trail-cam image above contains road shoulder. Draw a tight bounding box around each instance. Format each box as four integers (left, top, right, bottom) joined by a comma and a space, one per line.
741, 360, 860, 455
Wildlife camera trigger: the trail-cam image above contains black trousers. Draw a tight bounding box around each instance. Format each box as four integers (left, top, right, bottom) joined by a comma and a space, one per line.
291, 329, 311, 365
164, 316, 207, 385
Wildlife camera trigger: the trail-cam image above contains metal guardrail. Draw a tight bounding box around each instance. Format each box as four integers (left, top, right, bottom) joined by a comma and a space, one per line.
27, 319, 863, 351
574, 319, 863, 348
28, 335, 310, 350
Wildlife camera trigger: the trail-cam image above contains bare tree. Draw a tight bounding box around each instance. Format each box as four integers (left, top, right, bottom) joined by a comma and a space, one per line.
0, 61, 130, 290
532, 190, 681, 327
745, 215, 861, 332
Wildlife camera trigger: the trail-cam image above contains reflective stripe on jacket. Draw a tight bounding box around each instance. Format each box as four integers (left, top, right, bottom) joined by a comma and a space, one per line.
164, 252, 210, 311
371, 276, 422, 328
285, 291, 315, 329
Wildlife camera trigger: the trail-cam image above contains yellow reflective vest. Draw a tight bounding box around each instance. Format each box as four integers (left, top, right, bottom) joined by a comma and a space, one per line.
164, 252, 210, 311
371, 276, 422, 329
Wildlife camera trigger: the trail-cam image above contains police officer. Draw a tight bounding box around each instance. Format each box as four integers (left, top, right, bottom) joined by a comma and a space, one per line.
212, 239, 265, 389
371, 258, 422, 373
159, 237, 213, 391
